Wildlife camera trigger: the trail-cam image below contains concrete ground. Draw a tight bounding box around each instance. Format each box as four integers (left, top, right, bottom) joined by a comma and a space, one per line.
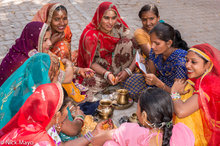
0, 0, 220, 125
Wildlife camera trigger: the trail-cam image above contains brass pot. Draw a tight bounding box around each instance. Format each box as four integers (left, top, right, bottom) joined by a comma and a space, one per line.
117, 89, 129, 105
98, 99, 113, 119
100, 99, 112, 109
129, 113, 139, 123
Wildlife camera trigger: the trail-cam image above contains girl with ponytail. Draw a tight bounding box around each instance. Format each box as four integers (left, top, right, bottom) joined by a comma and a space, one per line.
123, 22, 188, 101
89, 88, 195, 146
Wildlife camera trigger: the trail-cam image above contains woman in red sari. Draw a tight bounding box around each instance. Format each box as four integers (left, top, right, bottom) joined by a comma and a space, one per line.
0, 83, 65, 145
171, 43, 220, 145
0, 83, 113, 146
77, 2, 136, 99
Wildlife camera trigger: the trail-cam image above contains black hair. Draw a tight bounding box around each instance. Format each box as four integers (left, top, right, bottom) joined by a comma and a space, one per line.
138, 4, 159, 19
139, 88, 173, 146
150, 22, 189, 51
55, 5, 68, 14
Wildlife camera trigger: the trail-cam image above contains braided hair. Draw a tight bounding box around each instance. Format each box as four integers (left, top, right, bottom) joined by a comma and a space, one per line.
139, 87, 174, 146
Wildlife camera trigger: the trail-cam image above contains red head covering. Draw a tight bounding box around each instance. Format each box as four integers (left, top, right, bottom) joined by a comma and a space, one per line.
77, 2, 128, 70
0, 83, 63, 146
189, 43, 220, 145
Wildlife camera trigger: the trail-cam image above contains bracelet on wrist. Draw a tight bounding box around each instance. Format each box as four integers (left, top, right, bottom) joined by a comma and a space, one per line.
170, 92, 181, 101
58, 70, 65, 83
74, 115, 85, 127
103, 71, 111, 80
75, 115, 85, 120
84, 131, 93, 142
124, 68, 132, 76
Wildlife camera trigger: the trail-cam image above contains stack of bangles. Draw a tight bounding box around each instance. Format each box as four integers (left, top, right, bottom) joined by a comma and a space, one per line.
84, 131, 93, 142
103, 71, 111, 80
74, 115, 85, 127
170, 92, 181, 101
124, 68, 132, 76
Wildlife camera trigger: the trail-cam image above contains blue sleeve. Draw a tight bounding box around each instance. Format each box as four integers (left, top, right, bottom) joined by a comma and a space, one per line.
149, 48, 154, 61
174, 57, 187, 79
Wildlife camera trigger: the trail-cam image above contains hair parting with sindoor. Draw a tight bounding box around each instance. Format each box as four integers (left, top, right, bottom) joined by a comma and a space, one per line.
55, 5, 68, 14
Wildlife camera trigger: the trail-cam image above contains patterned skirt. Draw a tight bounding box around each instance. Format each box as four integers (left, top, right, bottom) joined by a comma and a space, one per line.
122, 73, 147, 102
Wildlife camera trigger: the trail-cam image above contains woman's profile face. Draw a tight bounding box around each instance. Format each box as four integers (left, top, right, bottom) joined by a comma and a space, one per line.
141, 11, 159, 32
51, 9, 68, 33
150, 32, 169, 55
185, 51, 210, 79
99, 10, 118, 34
42, 30, 52, 53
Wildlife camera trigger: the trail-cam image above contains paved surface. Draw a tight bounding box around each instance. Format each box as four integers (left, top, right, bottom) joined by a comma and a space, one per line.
0, 0, 220, 125
0, 0, 220, 62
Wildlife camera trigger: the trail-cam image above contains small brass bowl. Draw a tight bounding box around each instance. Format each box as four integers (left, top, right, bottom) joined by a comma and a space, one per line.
100, 99, 112, 108
117, 89, 129, 105
129, 113, 138, 123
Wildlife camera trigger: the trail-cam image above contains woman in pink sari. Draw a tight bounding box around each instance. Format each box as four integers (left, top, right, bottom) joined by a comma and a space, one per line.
90, 88, 195, 146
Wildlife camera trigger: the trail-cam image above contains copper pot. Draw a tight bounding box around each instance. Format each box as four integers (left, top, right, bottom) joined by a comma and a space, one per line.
117, 89, 129, 105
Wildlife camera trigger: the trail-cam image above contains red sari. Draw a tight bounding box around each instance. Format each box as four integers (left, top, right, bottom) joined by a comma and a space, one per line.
77, 1, 129, 69
0, 83, 63, 146
189, 43, 220, 145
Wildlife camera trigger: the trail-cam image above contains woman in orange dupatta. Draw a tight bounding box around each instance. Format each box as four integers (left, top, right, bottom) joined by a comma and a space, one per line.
77, 2, 136, 99
33, 3, 74, 62
171, 43, 220, 145
33, 3, 94, 102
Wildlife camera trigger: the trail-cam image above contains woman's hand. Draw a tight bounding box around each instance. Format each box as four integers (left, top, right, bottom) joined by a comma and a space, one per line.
171, 79, 189, 95
108, 73, 117, 85
116, 70, 128, 82
62, 59, 74, 83
144, 73, 159, 86
92, 120, 114, 136
71, 106, 85, 118
51, 32, 65, 45
62, 58, 72, 68
78, 68, 95, 78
